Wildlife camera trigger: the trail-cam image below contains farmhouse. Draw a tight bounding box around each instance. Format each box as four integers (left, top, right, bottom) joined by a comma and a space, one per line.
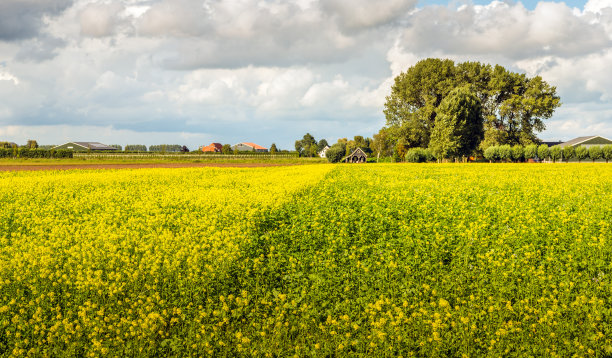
232, 142, 268, 152
557, 136, 612, 149
52, 142, 116, 151
201, 143, 223, 152
319, 145, 330, 158
344, 147, 367, 163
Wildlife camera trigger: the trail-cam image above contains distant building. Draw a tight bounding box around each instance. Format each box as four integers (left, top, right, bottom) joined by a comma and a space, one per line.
319, 145, 330, 158
201, 143, 223, 153
52, 142, 117, 151
344, 147, 367, 163
232, 142, 268, 152
557, 136, 612, 149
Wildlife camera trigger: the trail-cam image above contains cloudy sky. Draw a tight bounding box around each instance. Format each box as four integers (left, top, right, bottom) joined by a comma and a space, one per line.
1, 0, 611, 149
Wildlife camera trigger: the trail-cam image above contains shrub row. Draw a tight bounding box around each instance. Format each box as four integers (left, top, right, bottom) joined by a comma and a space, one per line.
404, 148, 436, 163
0, 148, 73, 158
484, 144, 612, 163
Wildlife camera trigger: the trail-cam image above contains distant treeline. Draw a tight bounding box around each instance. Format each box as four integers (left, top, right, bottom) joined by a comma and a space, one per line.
148, 145, 186, 152
125, 145, 146, 152
110, 145, 186, 152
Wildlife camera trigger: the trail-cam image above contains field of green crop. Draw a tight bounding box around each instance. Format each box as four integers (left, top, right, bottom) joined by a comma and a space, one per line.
1, 164, 611, 356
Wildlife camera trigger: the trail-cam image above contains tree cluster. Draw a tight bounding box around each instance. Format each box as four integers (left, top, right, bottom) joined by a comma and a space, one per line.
125, 145, 147, 152
0, 142, 18, 149
295, 134, 329, 157
381, 58, 561, 160
148, 144, 185, 152
26, 140, 39, 149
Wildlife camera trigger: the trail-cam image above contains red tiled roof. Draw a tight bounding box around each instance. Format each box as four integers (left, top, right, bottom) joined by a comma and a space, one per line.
202, 143, 223, 152
242, 142, 267, 150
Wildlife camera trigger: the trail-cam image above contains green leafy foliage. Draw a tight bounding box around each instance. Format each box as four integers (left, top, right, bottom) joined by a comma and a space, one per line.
497, 144, 512, 162
383, 58, 560, 151
149, 144, 183, 152
537, 144, 550, 161
26, 140, 38, 149
125, 144, 147, 152
511, 145, 524, 162
589, 146, 603, 162
317, 139, 329, 152
405, 147, 434, 163
325, 143, 346, 163
429, 87, 484, 159
549, 146, 562, 163
575, 146, 589, 162
0, 148, 73, 158
524, 144, 537, 160
563, 146, 575, 162
295, 133, 318, 157
483, 146, 499, 162
602, 145, 612, 163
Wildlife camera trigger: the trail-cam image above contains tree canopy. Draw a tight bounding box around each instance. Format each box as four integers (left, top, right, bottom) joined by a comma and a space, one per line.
382, 58, 561, 153
295, 133, 318, 157
429, 86, 484, 159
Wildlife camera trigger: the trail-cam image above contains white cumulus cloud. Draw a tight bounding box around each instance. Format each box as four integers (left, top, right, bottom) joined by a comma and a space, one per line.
1, 0, 612, 147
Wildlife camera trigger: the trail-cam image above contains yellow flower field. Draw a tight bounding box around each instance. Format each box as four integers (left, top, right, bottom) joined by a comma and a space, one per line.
1, 164, 611, 356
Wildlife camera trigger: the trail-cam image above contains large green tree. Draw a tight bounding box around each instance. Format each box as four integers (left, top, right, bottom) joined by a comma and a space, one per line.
383, 58, 561, 151
317, 139, 329, 152
295, 133, 317, 157
372, 127, 393, 161
429, 86, 484, 159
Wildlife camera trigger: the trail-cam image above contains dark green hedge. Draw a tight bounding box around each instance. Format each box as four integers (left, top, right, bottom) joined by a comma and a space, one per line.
0, 148, 73, 158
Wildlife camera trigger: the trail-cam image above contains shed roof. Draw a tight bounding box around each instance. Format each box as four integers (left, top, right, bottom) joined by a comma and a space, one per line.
343, 147, 367, 162
241, 142, 268, 150
53, 142, 116, 150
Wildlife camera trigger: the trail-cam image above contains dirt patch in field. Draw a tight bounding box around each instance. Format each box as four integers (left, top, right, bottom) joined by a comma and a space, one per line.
0, 163, 295, 171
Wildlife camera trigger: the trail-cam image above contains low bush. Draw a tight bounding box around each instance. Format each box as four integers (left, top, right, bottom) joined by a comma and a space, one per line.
0, 148, 73, 158
326, 144, 346, 163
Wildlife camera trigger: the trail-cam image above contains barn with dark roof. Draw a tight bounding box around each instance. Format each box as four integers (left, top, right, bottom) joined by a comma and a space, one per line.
344, 148, 367, 163
232, 142, 268, 152
557, 136, 612, 149
52, 142, 117, 151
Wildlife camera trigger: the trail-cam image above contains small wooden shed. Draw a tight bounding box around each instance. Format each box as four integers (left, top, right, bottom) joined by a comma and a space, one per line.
344, 148, 367, 163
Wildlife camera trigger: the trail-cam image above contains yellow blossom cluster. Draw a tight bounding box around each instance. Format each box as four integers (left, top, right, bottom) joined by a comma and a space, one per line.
0, 166, 331, 356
